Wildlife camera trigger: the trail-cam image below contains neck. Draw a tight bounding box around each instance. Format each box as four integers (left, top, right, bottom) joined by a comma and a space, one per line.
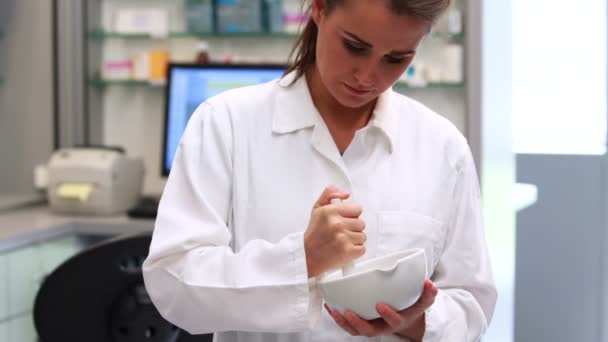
305, 66, 376, 153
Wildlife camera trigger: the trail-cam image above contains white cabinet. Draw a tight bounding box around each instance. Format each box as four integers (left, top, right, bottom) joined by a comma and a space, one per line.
8, 315, 36, 342
0, 254, 8, 321
38, 235, 81, 278
1, 234, 91, 341
0, 320, 8, 342
6, 245, 42, 317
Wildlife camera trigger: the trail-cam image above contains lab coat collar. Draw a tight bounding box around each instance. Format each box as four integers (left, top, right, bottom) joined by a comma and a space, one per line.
272, 72, 319, 134
368, 88, 397, 154
272, 72, 397, 153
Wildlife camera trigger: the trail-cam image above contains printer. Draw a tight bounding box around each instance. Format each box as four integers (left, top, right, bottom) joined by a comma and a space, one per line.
46, 147, 144, 215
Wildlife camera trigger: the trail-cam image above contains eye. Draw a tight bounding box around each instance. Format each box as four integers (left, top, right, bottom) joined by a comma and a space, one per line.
385, 55, 407, 64
342, 40, 366, 55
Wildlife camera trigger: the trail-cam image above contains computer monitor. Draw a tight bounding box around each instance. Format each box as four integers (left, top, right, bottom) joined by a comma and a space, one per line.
162, 63, 286, 176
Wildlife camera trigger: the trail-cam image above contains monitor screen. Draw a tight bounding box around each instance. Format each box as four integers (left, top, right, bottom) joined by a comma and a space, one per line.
162, 63, 286, 176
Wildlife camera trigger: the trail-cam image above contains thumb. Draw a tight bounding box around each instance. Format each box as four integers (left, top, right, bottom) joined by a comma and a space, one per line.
314, 186, 350, 209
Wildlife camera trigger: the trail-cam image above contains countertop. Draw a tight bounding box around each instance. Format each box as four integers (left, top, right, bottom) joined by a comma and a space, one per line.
0, 205, 154, 253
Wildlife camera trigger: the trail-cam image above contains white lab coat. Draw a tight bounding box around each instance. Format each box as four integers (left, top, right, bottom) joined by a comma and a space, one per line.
142, 72, 497, 342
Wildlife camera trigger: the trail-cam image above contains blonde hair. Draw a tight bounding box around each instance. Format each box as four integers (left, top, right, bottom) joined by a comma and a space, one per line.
284, 0, 452, 82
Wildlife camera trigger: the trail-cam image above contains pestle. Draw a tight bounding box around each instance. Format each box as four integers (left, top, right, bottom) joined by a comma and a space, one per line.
330, 198, 356, 276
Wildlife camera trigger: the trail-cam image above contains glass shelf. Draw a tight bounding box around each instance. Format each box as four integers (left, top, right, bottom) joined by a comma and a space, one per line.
90, 77, 463, 90
88, 30, 298, 41
430, 31, 464, 42
89, 77, 166, 87
89, 30, 463, 42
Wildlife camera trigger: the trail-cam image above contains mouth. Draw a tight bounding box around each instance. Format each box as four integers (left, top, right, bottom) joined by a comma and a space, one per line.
343, 83, 373, 96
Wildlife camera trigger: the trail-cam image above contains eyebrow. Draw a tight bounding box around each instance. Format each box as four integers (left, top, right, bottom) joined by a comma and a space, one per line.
342, 30, 416, 56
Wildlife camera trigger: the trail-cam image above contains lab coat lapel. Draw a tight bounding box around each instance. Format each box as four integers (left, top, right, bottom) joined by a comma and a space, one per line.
310, 115, 349, 176
272, 72, 350, 178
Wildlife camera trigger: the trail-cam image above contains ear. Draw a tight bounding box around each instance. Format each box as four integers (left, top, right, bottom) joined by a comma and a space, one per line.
311, 0, 325, 25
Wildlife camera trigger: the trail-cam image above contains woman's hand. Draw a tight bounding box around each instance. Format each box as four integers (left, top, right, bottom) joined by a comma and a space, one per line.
325, 280, 438, 341
304, 186, 367, 278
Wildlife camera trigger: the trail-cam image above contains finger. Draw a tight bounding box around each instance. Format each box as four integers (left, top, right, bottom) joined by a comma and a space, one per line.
325, 304, 359, 336
401, 280, 438, 317
335, 201, 363, 218
342, 217, 366, 232
344, 230, 367, 245
345, 244, 366, 259
376, 304, 404, 330
314, 186, 350, 209
344, 311, 387, 337
328, 309, 359, 336
417, 280, 438, 308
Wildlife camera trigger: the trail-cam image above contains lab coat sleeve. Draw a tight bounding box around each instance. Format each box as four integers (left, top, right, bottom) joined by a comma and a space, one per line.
422, 147, 497, 341
142, 102, 317, 335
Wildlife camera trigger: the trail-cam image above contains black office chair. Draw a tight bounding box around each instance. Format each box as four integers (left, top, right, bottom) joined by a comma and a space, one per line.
33, 232, 213, 342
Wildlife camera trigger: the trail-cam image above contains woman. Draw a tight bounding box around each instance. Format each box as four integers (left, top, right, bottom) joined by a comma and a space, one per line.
142, 0, 497, 341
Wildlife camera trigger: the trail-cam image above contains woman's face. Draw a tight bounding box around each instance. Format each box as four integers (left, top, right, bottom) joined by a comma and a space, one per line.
312, 0, 429, 109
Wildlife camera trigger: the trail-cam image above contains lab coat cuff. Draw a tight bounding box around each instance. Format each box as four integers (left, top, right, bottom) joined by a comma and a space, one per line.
289, 232, 320, 330
307, 275, 322, 328
422, 291, 443, 341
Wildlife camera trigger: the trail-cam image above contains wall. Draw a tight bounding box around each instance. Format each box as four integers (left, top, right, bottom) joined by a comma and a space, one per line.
515, 154, 606, 341
477, 1, 516, 341
510, 1, 607, 341
0, 0, 54, 196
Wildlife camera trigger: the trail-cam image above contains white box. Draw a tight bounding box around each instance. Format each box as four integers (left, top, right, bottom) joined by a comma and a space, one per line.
113, 8, 169, 38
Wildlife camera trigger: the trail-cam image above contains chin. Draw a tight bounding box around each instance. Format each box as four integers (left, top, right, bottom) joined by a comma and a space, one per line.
333, 91, 376, 109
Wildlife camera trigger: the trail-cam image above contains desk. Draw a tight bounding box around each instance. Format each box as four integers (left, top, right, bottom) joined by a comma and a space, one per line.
0, 205, 155, 342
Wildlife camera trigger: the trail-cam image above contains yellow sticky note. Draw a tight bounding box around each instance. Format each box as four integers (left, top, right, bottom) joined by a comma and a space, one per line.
57, 183, 94, 202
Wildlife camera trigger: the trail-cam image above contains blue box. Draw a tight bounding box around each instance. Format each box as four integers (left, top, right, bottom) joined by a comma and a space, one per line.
216, 0, 264, 33
187, 0, 214, 33
264, 0, 285, 33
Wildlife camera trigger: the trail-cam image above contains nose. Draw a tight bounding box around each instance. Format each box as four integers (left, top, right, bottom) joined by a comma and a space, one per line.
353, 58, 376, 88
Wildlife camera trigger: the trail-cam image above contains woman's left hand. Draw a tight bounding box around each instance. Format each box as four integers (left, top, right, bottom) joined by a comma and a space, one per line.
325, 279, 438, 339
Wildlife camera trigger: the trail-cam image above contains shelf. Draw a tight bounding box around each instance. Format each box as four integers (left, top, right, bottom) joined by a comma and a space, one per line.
90, 77, 463, 90
88, 31, 465, 44
394, 81, 464, 89
430, 31, 464, 42
89, 77, 166, 88
88, 30, 298, 41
